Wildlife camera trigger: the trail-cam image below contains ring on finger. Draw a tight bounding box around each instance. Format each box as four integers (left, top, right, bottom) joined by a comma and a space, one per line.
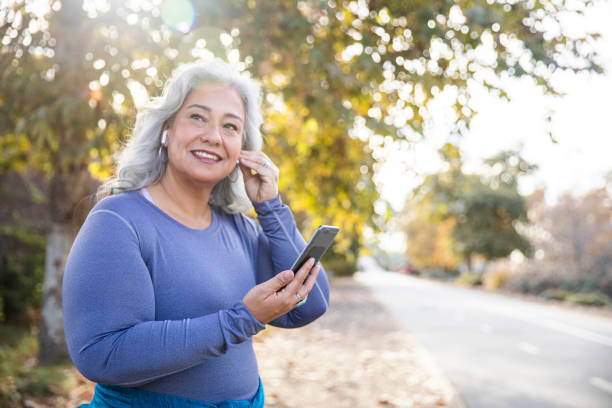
295, 294, 307, 307
261, 160, 271, 169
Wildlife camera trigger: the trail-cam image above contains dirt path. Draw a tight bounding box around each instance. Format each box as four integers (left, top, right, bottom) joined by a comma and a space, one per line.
254, 278, 464, 408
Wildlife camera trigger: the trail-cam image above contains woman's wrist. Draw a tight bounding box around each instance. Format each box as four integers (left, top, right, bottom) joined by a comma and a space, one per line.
252, 194, 282, 215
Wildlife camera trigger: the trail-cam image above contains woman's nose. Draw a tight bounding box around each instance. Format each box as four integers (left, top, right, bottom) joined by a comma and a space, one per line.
200, 124, 222, 144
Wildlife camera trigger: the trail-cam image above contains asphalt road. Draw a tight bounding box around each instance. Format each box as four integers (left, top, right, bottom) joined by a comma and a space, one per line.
355, 269, 612, 408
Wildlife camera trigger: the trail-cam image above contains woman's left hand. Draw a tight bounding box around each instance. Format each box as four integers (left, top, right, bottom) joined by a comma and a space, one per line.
238, 150, 279, 203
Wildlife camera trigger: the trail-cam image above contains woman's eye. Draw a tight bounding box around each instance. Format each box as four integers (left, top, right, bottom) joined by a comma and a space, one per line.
190, 114, 205, 122
224, 123, 239, 132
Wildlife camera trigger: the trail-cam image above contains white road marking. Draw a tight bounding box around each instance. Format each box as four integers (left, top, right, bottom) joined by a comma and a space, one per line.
590, 377, 612, 395
518, 341, 540, 355
536, 319, 612, 349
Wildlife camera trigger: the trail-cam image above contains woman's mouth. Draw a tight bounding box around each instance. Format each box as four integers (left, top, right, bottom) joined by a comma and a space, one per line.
192, 150, 221, 163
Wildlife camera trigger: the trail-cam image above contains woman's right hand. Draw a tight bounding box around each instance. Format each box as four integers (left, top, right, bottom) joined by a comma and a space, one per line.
242, 258, 320, 324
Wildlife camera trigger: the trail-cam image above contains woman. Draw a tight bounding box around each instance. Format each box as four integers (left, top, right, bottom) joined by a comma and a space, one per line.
62, 60, 330, 407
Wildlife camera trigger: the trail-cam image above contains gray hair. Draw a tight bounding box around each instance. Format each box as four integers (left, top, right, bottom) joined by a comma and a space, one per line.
96, 59, 263, 213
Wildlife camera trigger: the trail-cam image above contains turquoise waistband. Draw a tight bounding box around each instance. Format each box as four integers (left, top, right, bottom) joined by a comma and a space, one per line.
80, 379, 264, 408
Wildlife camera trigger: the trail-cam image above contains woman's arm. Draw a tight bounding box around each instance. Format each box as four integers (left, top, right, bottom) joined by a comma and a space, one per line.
62, 210, 265, 387
236, 151, 330, 327
251, 196, 330, 328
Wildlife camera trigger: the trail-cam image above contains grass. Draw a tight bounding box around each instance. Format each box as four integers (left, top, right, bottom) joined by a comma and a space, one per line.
0, 325, 92, 408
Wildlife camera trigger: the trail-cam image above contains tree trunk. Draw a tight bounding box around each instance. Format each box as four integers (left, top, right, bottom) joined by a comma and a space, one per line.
38, 164, 97, 364
38, 222, 71, 363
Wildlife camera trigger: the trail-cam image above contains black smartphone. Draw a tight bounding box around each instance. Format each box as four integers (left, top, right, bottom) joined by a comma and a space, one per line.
291, 225, 339, 273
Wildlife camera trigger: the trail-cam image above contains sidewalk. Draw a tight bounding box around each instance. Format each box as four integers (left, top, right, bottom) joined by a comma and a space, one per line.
253, 278, 465, 407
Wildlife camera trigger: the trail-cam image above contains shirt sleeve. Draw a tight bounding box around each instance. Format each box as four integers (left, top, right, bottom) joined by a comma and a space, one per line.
251, 196, 330, 328
62, 209, 265, 387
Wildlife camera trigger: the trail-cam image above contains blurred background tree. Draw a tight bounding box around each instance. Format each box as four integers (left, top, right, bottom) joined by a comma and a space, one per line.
0, 0, 602, 362
404, 144, 534, 276
508, 176, 612, 303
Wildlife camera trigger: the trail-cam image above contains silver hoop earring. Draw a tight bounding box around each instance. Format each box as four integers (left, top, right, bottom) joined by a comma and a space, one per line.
158, 130, 168, 157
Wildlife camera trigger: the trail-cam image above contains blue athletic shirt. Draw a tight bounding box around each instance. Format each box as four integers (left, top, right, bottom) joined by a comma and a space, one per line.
62, 191, 330, 403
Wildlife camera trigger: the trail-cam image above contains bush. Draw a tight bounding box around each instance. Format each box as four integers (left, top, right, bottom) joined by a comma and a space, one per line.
0, 325, 81, 407
484, 268, 512, 290
0, 224, 46, 323
597, 268, 612, 299
1, 171, 48, 324
565, 292, 610, 307
323, 258, 357, 277
456, 272, 483, 286
540, 288, 571, 302
501, 263, 573, 295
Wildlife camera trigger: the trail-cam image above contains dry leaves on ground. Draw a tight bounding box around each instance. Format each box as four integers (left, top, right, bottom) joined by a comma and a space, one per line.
254, 278, 461, 408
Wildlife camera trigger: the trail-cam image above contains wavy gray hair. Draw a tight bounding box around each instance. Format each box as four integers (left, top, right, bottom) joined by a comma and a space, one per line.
96, 60, 263, 213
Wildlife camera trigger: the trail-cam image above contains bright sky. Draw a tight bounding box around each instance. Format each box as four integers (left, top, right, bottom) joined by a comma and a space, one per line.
374, 0, 612, 252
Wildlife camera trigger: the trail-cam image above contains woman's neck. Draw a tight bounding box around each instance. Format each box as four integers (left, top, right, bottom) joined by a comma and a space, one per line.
148, 171, 214, 229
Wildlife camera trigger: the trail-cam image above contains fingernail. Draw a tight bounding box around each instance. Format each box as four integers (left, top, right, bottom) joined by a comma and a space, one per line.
283, 270, 294, 280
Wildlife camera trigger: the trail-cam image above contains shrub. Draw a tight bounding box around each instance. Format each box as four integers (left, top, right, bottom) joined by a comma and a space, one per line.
501, 262, 572, 295
323, 258, 356, 277
0, 325, 78, 406
456, 272, 483, 286
0, 225, 46, 323
565, 292, 610, 307
540, 288, 571, 302
0, 172, 48, 324
484, 268, 512, 290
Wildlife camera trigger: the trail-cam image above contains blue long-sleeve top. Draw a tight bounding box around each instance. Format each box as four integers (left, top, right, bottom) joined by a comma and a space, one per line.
62, 191, 330, 403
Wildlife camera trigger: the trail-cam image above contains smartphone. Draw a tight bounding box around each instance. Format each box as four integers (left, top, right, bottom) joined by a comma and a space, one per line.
290, 225, 339, 273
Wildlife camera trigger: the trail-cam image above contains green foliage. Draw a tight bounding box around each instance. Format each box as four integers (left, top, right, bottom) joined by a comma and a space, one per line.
565, 292, 610, 307
452, 184, 532, 262
409, 146, 533, 269
0, 173, 47, 323
0, 325, 77, 406
456, 272, 483, 286
324, 255, 357, 277
1, 0, 602, 269
0, 225, 45, 322
540, 288, 571, 302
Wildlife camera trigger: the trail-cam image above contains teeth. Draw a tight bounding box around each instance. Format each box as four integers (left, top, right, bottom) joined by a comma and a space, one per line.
193, 151, 220, 161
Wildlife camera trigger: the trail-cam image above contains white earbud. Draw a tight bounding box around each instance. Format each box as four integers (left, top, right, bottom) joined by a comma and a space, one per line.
161, 129, 167, 145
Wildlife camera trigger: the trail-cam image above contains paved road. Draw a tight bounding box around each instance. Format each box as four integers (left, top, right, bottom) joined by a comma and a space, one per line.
355, 270, 612, 408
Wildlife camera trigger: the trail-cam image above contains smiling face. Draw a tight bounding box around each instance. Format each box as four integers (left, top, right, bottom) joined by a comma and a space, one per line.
163, 82, 245, 189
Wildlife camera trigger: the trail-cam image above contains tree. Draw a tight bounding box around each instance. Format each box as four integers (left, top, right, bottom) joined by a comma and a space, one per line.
408, 144, 533, 270
1, 0, 602, 360
526, 178, 612, 287
452, 181, 532, 268
401, 198, 460, 272
1, 0, 179, 362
